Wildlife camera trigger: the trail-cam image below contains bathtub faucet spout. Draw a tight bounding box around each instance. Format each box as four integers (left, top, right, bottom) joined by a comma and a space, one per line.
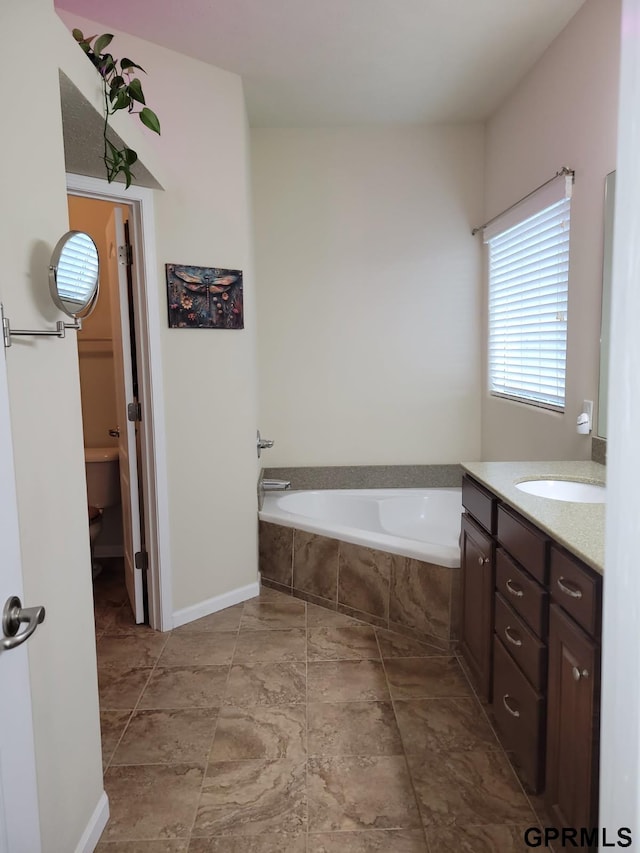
262, 479, 291, 491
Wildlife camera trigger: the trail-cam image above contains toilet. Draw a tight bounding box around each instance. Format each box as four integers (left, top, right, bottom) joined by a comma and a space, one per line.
85, 446, 120, 578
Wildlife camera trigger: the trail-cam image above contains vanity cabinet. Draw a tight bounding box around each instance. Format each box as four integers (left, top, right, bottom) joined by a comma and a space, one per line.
460, 475, 602, 829
460, 477, 497, 701
545, 548, 601, 843
493, 506, 549, 793
493, 632, 545, 791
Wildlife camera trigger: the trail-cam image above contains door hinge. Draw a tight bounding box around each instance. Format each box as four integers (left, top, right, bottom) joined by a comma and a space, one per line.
118, 243, 133, 267
127, 401, 142, 422
135, 550, 149, 572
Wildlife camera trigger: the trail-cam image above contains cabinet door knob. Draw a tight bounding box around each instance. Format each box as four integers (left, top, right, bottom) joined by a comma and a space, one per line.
557, 577, 583, 599
505, 579, 524, 598
502, 694, 521, 718
477, 556, 490, 566
572, 666, 589, 681
504, 626, 523, 647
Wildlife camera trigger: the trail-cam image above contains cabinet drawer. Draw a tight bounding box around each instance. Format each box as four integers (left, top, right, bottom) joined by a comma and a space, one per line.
550, 546, 601, 638
462, 476, 497, 534
495, 593, 547, 691
497, 505, 548, 584
493, 635, 545, 793
496, 549, 547, 639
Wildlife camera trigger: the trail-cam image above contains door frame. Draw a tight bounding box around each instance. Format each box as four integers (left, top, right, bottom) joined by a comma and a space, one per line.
66, 173, 173, 631
106, 206, 145, 623
599, 0, 640, 833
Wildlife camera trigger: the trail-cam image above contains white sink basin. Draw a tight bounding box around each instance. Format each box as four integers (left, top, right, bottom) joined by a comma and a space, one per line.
515, 479, 606, 503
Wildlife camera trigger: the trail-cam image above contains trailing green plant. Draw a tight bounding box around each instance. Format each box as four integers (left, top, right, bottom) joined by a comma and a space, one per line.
73, 30, 161, 188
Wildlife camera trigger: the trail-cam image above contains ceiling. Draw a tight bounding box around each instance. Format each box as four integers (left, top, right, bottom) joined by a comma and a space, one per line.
55, 0, 585, 127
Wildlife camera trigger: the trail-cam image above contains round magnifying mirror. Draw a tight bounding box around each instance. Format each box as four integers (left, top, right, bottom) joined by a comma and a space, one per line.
49, 231, 100, 319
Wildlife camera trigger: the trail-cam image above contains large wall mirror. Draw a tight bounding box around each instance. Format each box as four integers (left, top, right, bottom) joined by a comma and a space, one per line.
597, 171, 615, 438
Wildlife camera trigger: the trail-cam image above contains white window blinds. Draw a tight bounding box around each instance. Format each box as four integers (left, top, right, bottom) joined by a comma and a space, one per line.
485, 176, 572, 411
56, 232, 100, 307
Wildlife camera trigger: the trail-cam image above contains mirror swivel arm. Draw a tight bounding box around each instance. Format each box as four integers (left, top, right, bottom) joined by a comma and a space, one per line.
1, 304, 81, 349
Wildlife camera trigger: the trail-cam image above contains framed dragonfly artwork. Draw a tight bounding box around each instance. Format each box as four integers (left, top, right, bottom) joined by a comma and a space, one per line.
166, 264, 244, 329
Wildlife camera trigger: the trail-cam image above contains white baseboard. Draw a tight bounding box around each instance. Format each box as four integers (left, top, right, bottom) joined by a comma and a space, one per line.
172, 580, 260, 629
74, 791, 109, 853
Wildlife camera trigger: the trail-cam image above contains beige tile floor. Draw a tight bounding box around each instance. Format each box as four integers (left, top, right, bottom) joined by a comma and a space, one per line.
93, 561, 547, 852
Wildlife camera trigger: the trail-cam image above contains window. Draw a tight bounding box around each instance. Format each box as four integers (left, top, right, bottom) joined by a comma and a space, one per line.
484, 174, 572, 411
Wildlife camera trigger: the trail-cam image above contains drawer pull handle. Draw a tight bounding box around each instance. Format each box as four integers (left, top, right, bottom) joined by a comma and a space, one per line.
477, 556, 490, 566
557, 577, 583, 599
505, 579, 524, 598
504, 626, 523, 647
502, 694, 521, 718
572, 666, 590, 681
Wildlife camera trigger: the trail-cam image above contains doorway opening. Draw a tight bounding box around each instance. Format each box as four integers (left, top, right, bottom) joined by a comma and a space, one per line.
68, 195, 148, 624
66, 174, 173, 632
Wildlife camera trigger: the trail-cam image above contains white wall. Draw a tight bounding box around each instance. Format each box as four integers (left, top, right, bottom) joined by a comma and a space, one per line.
0, 2, 258, 847
482, 0, 621, 460
252, 126, 484, 466
0, 4, 105, 850
58, 12, 260, 614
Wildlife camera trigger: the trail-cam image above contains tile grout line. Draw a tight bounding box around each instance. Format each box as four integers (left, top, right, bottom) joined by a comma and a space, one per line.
185, 602, 244, 842
96, 581, 243, 843
100, 708, 135, 774
97, 593, 169, 841
335, 541, 341, 622
305, 596, 310, 848
376, 638, 525, 849
453, 649, 544, 829
249, 586, 309, 844
185, 591, 308, 842
98, 624, 170, 774
374, 628, 433, 853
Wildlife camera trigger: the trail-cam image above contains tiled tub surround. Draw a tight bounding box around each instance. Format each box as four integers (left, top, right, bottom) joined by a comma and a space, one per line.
261, 464, 463, 491
259, 523, 460, 650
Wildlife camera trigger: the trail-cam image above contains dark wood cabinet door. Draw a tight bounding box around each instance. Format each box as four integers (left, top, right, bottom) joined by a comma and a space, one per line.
460, 513, 495, 701
545, 604, 600, 840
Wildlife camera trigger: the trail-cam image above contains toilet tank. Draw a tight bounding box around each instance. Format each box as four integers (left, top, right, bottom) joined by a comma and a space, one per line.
84, 446, 120, 508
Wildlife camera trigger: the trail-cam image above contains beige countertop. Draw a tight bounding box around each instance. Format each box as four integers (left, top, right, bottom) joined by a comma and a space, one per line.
461, 460, 606, 575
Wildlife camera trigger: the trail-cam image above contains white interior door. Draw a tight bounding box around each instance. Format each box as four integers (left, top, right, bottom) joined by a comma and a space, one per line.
106, 209, 144, 623
0, 321, 42, 852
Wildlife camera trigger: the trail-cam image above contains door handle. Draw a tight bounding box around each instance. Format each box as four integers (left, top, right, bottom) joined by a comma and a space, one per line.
2, 596, 46, 651
108, 427, 120, 438
504, 625, 523, 647
557, 577, 583, 599
505, 578, 524, 598
502, 694, 521, 718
